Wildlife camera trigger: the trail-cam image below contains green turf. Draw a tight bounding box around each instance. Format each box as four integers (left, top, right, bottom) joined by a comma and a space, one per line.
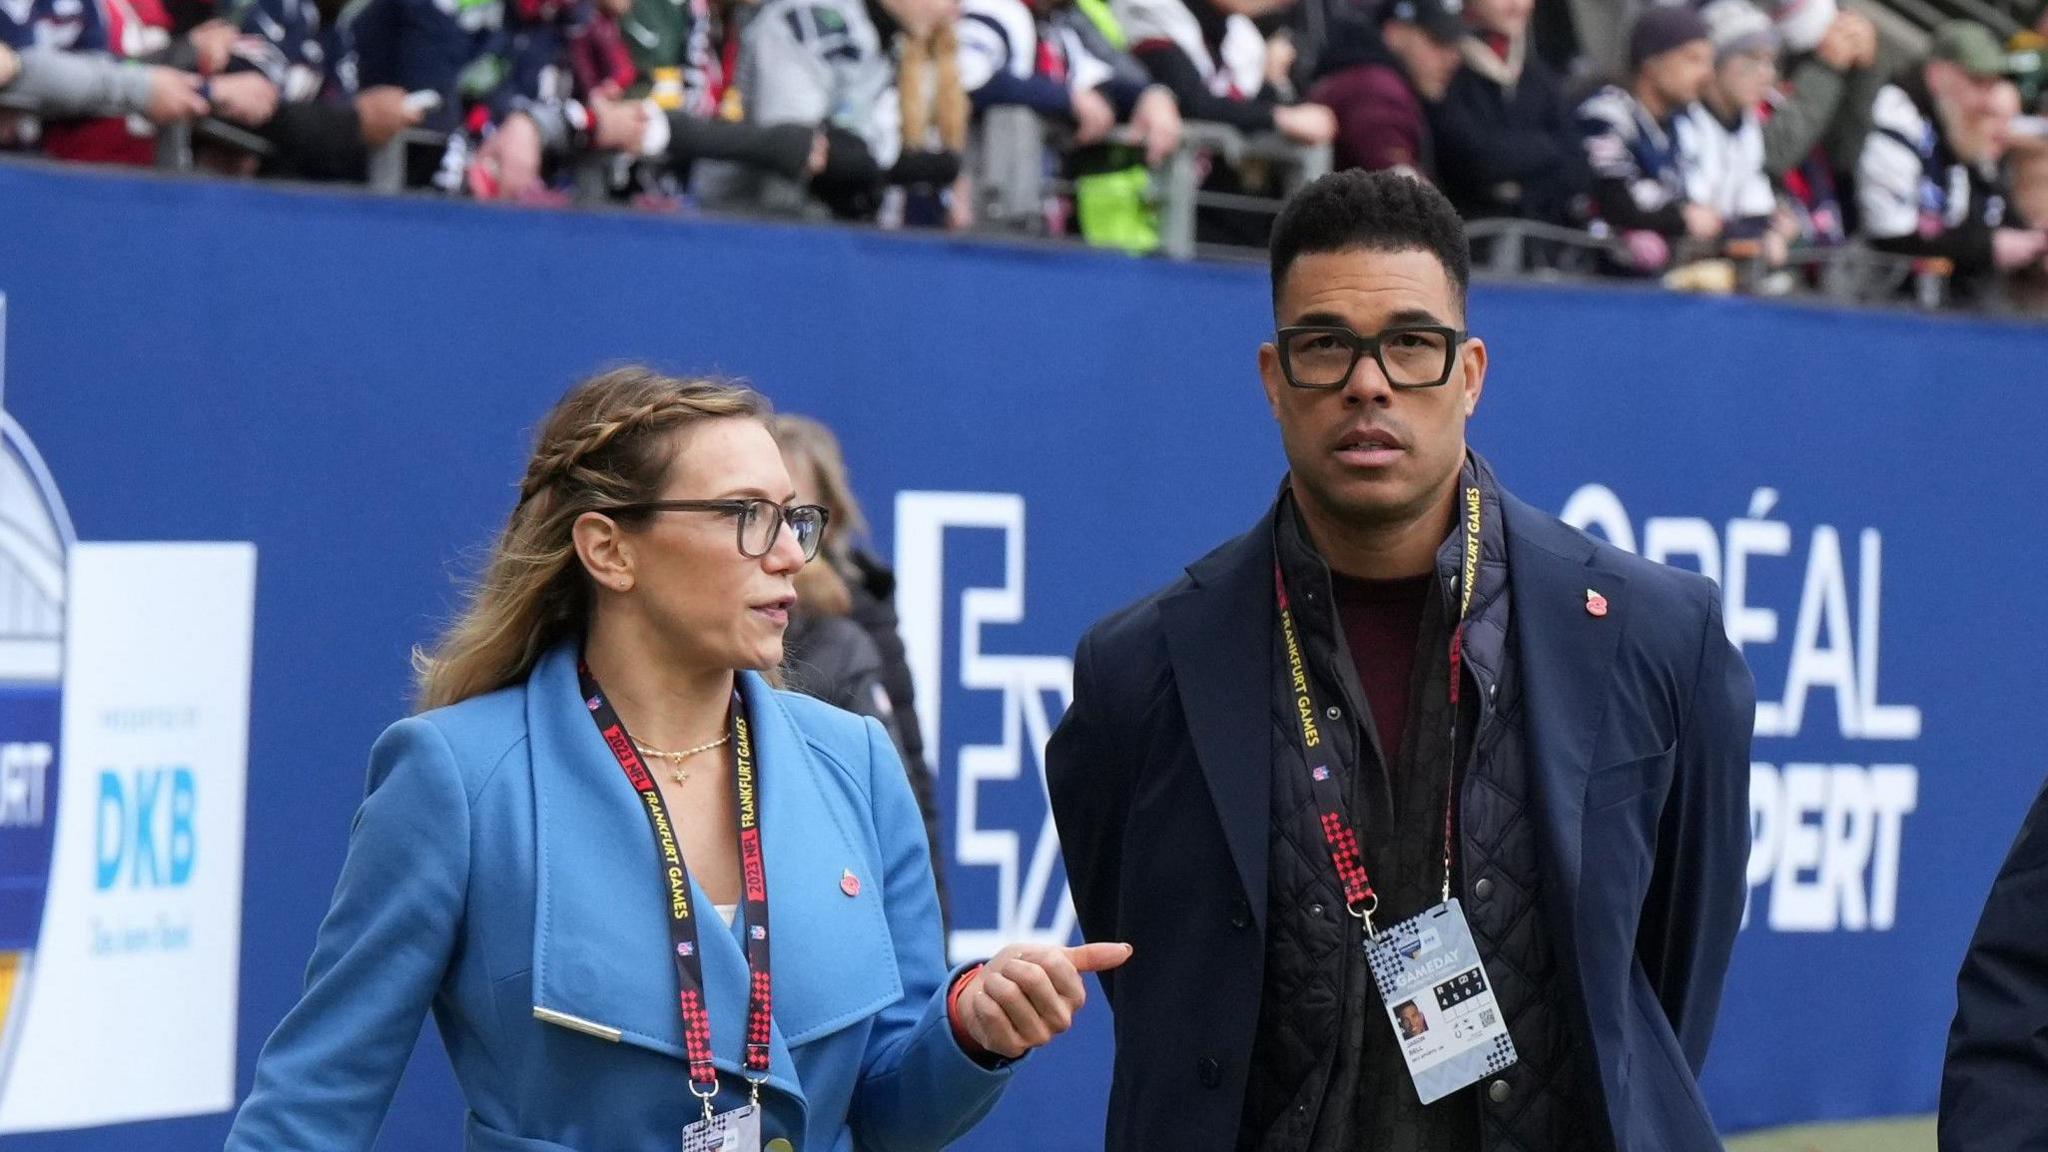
1724, 1115, 1936, 1152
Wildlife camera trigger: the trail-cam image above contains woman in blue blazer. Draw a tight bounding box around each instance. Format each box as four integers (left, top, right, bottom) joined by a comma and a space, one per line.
226, 367, 1127, 1152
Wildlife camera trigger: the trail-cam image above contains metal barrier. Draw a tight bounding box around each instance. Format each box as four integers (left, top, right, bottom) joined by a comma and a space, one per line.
367, 127, 457, 193
1464, 217, 1621, 278
1158, 120, 1331, 260
965, 106, 1333, 258
1463, 216, 1953, 307
0, 85, 1987, 310
972, 105, 1050, 231
191, 117, 274, 160
367, 128, 622, 202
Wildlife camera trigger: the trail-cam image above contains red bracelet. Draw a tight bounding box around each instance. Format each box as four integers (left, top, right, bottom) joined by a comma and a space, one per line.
947, 963, 991, 1059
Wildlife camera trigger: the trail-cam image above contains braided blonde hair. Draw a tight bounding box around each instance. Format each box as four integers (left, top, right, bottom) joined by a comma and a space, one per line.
899, 17, 969, 154
413, 366, 771, 711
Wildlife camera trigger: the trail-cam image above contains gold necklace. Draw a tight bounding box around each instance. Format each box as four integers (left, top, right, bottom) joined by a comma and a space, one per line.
632, 731, 731, 785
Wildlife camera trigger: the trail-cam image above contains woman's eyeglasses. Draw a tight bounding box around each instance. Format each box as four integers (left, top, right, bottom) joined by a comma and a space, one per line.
599, 498, 831, 561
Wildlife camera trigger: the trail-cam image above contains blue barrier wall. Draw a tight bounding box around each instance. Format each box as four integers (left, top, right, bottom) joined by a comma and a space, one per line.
1, 158, 2041, 1149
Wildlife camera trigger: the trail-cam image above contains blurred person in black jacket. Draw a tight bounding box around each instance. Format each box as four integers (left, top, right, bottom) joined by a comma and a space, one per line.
774, 414, 951, 929
1426, 0, 1589, 231
1941, 771, 2048, 1152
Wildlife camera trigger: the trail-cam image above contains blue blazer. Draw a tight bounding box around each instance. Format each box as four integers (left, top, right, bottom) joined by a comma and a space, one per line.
1046, 491, 1756, 1152
226, 642, 1009, 1152
1940, 770, 2048, 1152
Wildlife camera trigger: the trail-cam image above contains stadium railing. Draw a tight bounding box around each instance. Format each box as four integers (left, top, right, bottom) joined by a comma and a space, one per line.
0, 88, 1973, 309
969, 104, 1333, 259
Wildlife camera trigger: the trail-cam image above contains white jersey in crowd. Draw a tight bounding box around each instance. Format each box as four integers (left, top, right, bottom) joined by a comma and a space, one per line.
956, 0, 1115, 97
1674, 102, 1776, 222
1855, 82, 1999, 242
1112, 0, 1264, 99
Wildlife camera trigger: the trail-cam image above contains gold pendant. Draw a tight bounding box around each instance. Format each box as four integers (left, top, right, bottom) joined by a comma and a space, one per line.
669, 764, 689, 786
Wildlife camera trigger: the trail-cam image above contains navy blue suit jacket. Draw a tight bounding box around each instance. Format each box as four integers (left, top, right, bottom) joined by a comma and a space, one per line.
1940, 772, 2048, 1152
1046, 489, 1754, 1152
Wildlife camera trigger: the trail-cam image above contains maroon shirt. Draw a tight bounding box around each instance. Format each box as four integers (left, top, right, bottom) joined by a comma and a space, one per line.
1329, 572, 1433, 767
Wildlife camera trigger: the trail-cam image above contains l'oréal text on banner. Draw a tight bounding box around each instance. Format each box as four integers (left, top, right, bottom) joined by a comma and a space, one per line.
0, 296, 259, 1134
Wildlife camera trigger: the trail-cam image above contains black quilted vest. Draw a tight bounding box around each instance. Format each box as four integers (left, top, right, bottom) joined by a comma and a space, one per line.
1237, 460, 1602, 1152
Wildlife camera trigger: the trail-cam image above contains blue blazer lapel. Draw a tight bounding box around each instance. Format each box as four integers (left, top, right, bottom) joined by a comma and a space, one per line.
526, 646, 814, 1107
1501, 496, 1632, 983
1160, 523, 1275, 932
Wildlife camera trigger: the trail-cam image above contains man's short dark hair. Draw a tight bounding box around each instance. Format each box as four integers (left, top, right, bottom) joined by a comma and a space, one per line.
1268, 170, 1471, 316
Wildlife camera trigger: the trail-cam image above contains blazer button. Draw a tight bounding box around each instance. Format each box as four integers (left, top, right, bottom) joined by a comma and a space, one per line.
1230, 899, 1251, 929
1473, 876, 1495, 901
1198, 1057, 1223, 1087
1487, 1078, 1511, 1104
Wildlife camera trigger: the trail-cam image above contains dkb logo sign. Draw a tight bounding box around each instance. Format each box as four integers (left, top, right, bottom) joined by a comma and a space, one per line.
0, 293, 257, 1134
95, 767, 199, 890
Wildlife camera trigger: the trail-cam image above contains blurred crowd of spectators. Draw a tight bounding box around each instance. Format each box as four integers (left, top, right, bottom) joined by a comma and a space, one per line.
5, 0, 2047, 308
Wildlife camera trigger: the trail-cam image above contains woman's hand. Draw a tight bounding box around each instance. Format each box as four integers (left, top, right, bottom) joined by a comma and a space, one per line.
953, 941, 1133, 1059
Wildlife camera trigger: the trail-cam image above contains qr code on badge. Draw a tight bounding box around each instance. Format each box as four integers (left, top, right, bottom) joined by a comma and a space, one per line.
1480, 1009, 1497, 1028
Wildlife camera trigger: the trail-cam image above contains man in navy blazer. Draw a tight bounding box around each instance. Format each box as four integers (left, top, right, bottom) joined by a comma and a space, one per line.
1940, 771, 2048, 1152
1046, 170, 1755, 1152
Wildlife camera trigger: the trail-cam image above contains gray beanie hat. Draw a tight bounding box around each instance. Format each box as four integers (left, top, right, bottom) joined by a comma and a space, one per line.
1701, 0, 1781, 60
1629, 3, 1715, 70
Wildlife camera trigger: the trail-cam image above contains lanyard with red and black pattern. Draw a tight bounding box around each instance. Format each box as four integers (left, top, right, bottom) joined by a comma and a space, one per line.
1271, 478, 1482, 935
578, 659, 773, 1120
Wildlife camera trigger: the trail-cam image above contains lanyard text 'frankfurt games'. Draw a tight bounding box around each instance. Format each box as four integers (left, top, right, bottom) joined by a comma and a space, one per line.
578, 661, 774, 1123
1272, 481, 1482, 936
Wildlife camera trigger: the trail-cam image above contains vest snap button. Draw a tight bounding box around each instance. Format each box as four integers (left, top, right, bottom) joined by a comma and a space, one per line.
1487, 1078, 1511, 1104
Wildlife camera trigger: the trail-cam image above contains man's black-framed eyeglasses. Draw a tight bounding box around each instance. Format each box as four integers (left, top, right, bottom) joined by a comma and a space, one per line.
1275, 324, 1469, 390
599, 498, 832, 561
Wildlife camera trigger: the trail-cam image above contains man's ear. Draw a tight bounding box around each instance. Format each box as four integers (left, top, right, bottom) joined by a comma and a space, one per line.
1459, 335, 1487, 419
1260, 341, 1288, 420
